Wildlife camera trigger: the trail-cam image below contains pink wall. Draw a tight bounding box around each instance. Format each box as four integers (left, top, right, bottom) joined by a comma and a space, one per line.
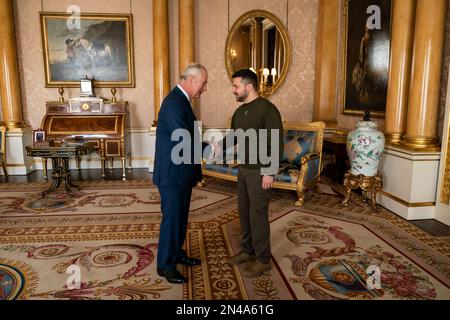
196, 0, 319, 128
13, 0, 154, 130
6, 0, 390, 132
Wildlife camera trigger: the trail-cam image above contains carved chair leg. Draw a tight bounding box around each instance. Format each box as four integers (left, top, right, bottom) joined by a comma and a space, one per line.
295, 187, 305, 207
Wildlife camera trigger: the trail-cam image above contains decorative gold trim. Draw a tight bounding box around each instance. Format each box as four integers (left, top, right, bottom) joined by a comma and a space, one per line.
225, 10, 291, 97
380, 153, 440, 162
441, 119, 450, 204
384, 146, 441, 157
400, 136, 440, 150
384, 133, 402, 145
379, 190, 435, 207
340, 0, 392, 119
40, 12, 135, 88
0, 121, 28, 129
392, 142, 441, 153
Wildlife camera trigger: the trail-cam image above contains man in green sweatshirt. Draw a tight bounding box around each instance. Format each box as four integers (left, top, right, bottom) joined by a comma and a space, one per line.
218, 69, 284, 278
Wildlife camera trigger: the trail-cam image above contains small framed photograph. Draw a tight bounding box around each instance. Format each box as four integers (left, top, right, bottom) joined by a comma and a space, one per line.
33, 129, 46, 143
80, 76, 94, 97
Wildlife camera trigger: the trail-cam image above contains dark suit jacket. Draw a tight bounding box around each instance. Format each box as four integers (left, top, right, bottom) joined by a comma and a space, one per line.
153, 86, 204, 188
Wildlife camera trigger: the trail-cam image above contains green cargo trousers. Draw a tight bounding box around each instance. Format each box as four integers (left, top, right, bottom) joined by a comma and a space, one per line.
237, 167, 272, 264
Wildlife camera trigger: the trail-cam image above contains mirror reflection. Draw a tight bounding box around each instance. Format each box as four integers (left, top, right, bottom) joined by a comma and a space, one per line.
225, 10, 291, 96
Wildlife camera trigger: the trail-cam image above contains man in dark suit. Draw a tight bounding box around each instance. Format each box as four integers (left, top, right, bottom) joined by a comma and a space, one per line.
153, 63, 209, 284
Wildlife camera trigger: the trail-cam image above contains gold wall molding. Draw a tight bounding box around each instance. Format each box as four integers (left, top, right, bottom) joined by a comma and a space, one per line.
441, 121, 450, 203
379, 190, 435, 208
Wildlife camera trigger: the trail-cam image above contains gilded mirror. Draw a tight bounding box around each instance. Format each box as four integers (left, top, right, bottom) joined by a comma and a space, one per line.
225, 10, 291, 96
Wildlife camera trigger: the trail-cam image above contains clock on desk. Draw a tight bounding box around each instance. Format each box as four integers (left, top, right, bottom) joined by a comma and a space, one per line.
81, 102, 90, 111
68, 97, 104, 113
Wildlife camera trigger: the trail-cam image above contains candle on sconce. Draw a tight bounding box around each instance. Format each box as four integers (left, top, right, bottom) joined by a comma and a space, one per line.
271, 68, 277, 82
262, 68, 270, 84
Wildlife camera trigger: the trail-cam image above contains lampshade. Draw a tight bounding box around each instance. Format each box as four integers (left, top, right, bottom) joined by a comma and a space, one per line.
271, 68, 277, 76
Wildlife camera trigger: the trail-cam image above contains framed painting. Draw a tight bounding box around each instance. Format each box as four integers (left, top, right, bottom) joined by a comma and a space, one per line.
342, 0, 392, 118
40, 12, 135, 88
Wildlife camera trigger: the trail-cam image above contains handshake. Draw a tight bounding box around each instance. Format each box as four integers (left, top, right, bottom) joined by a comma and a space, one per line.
204, 141, 222, 164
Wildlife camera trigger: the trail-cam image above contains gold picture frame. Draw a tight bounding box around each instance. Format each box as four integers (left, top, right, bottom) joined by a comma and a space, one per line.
341, 0, 392, 118
40, 12, 135, 88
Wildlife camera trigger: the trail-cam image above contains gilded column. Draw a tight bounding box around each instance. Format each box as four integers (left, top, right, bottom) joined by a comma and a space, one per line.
0, 0, 24, 129
385, 0, 416, 145
152, 0, 170, 126
313, 0, 339, 127
179, 0, 195, 74
402, 0, 447, 150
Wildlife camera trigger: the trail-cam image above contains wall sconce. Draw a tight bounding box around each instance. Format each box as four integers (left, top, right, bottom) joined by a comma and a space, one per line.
230, 48, 237, 62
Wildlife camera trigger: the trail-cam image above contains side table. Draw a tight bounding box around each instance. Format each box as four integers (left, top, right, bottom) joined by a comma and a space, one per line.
26, 143, 94, 197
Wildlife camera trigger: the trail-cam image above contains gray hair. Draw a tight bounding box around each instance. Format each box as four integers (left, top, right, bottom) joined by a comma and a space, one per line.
180, 63, 207, 80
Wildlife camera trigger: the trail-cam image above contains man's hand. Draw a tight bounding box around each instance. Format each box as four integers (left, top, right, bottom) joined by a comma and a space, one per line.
262, 175, 274, 190
211, 142, 222, 160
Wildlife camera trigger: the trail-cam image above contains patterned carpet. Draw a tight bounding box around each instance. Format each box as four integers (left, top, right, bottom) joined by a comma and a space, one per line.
0, 178, 449, 300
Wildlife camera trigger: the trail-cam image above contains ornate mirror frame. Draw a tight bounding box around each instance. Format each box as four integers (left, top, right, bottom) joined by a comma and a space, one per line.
225, 10, 291, 97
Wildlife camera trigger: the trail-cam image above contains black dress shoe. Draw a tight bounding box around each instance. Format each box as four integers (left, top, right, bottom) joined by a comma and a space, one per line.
157, 268, 187, 284
176, 256, 201, 266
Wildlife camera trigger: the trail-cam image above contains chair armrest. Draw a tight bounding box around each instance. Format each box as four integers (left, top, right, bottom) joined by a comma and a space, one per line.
300, 152, 320, 165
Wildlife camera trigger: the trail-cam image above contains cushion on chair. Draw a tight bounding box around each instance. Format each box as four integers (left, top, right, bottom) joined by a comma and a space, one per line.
204, 163, 239, 176
281, 131, 315, 166
274, 168, 299, 184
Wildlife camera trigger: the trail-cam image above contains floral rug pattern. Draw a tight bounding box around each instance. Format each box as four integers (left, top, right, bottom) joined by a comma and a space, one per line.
0, 178, 449, 300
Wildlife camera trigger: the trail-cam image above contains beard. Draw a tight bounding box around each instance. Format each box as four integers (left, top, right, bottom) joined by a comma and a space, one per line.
235, 90, 248, 102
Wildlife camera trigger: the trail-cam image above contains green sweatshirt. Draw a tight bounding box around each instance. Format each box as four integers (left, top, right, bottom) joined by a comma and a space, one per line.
221, 96, 284, 175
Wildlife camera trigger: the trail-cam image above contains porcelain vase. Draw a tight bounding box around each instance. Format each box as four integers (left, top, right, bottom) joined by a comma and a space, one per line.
346, 120, 385, 177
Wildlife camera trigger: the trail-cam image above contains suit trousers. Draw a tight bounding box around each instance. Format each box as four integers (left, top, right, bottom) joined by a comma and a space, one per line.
237, 167, 272, 264
157, 185, 193, 271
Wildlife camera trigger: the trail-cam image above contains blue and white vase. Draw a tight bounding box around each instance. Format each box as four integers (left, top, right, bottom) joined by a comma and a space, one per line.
347, 120, 385, 177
